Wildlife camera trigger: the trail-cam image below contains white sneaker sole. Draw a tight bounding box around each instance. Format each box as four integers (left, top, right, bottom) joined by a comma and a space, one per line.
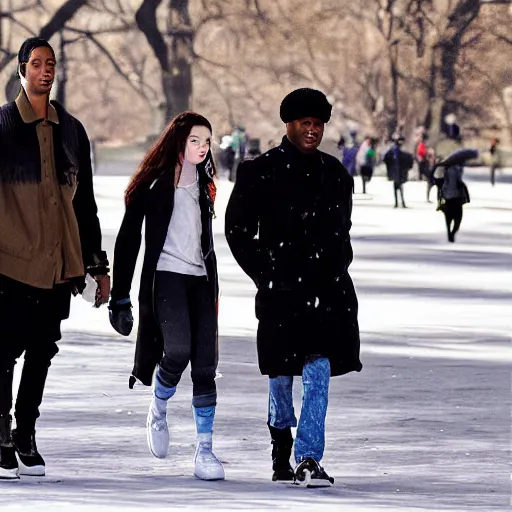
17, 455, 45, 476
194, 469, 225, 481
294, 469, 333, 488
0, 466, 19, 479
305, 479, 333, 488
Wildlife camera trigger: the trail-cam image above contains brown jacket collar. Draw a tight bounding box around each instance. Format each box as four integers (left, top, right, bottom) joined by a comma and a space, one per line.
15, 88, 59, 124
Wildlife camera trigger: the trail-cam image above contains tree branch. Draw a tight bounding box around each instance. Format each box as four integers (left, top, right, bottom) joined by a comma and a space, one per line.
4, 13, 37, 37
65, 27, 156, 105
135, 0, 168, 72
40, 0, 89, 40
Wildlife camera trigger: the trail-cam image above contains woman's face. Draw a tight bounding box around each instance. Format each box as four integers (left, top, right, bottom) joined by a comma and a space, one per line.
184, 125, 212, 165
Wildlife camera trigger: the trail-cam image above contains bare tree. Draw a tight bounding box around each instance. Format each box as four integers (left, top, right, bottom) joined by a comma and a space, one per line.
1, 0, 89, 100
136, 0, 193, 125
425, 0, 482, 145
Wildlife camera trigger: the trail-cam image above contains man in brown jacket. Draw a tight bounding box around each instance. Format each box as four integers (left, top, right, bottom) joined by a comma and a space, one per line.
0, 38, 110, 479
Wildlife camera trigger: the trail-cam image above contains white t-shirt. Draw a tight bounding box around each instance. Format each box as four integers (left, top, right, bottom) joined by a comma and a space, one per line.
156, 172, 206, 276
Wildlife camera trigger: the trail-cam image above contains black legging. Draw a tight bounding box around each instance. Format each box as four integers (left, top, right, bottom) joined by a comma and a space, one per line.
154, 271, 218, 408
443, 199, 463, 241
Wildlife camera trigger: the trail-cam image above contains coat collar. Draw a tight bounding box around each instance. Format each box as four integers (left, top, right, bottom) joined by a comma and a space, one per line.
280, 135, 325, 166
15, 88, 59, 125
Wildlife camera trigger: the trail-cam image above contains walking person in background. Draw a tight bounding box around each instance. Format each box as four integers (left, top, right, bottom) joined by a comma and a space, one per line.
337, 135, 346, 161
433, 149, 476, 243
442, 114, 461, 142
0, 38, 110, 480
383, 136, 414, 208
341, 130, 359, 178
426, 147, 437, 203
109, 112, 224, 481
225, 88, 362, 487
416, 133, 429, 182
355, 135, 371, 178
489, 138, 501, 186
360, 137, 377, 194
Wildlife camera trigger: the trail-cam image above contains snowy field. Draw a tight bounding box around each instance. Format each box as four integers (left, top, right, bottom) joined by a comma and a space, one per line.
2, 168, 511, 511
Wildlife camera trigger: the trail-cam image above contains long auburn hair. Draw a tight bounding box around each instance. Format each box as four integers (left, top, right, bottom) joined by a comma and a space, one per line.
125, 111, 215, 205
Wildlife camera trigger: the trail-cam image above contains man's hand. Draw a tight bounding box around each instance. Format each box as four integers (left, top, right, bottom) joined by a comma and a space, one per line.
94, 274, 110, 307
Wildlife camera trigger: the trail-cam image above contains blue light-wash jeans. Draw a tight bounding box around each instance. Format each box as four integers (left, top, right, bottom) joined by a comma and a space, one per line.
268, 356, 330, 463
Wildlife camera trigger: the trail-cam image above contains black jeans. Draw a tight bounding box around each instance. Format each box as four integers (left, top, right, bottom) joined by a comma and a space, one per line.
490, 165, 497, 186
0, 275, 67, 433
418, 161, 429, 181
443, 198, 463, 240
154, 271, 218, 407
393, 183, 406, 207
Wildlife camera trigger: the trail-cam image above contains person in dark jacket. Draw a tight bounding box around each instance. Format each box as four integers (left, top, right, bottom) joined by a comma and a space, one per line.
432, 149, 475, 242
225, 88, 361, 487
341, 130, 359, 178
435, 165, 468, 242
383, 136, 414, 208
0, 38, 110, 480
108, 112, 224, 481
360, 137, 377, 194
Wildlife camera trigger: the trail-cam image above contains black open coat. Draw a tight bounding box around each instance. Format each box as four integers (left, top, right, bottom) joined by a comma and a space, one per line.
225, 137, 362, 377
111, 169, 218, 388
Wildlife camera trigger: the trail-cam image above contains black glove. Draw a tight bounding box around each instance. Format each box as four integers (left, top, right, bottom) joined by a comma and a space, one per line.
108, 300, 133, 336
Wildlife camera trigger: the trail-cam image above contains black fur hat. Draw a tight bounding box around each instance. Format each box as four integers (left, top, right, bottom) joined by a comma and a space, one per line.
280, 88, 332, 123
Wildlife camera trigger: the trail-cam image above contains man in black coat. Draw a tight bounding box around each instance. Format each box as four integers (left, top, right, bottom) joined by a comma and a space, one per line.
383, 136, 414, 208
225, 88, 361, 486
0, 38, 109, 480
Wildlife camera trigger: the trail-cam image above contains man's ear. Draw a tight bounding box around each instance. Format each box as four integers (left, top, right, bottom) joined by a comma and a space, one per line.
20, 63, 26, 77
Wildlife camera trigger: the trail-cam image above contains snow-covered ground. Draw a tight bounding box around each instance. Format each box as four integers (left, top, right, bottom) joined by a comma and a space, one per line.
2, 169, 511, 511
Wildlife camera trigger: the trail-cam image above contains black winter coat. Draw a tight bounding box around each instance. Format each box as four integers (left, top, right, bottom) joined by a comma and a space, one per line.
225, 137, 362, 377
111, 168, 218, 387
383, 145, 414, 185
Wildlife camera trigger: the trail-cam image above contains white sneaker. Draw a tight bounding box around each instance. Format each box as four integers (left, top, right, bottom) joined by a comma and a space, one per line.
146, 397, 169, 458
194, 433, 225, 481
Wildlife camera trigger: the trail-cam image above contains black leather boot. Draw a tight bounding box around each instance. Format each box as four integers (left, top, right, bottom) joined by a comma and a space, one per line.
0, 414, 19, 479
12, 428, 45, 476
268, 423, 294, 482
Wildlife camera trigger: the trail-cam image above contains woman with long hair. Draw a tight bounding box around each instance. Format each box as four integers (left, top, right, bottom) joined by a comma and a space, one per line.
108, 112, 223, 480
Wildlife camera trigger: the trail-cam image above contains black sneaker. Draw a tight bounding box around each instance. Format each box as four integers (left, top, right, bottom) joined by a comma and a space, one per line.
0, 415, 19, 479
272, 466, 295, 483
294, 457, 334, 488
12, 429, 45, 476
268, 424, 295, 483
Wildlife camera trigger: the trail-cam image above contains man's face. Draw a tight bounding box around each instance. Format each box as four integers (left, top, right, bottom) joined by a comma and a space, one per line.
286, 117, 324, 154
23, 47, 56, 96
